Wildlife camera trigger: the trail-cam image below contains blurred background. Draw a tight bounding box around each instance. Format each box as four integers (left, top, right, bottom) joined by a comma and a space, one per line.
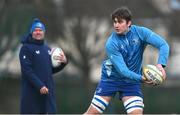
0, 0, 180, 114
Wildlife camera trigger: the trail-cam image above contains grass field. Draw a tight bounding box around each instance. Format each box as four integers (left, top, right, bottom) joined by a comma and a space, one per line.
0, 77, 179, 114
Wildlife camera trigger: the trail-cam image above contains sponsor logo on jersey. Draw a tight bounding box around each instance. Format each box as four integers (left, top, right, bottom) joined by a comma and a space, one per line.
35, 50, 40, 54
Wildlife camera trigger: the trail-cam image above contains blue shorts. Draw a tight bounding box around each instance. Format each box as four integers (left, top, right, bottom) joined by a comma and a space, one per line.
95, 80, 143, 99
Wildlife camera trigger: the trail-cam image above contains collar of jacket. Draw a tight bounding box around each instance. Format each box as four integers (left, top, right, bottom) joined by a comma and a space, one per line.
116, 27, 132, 37
21, 34, 44, 45
30, 37, 44, 45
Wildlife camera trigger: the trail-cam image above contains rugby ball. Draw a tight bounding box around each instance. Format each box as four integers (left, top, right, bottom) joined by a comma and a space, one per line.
143, 64, 164, 85
51, 47, 63, 67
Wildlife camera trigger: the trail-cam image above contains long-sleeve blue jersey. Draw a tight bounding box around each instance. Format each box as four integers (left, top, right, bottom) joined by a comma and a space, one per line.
101, 25, 169, 83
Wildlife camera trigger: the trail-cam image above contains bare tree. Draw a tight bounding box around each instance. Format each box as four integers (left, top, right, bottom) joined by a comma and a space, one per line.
0, 0, 21, 59
54, 17, 110, 91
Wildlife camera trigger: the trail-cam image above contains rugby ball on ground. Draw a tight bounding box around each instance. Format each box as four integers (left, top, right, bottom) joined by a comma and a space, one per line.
51, 47, 63, 67
143, 64, 164, 85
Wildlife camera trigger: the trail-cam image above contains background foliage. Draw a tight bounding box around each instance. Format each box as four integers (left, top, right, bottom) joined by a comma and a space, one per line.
0, 0, 180, 114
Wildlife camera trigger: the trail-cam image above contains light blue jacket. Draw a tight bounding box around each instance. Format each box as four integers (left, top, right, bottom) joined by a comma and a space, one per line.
101, 25, 169, 83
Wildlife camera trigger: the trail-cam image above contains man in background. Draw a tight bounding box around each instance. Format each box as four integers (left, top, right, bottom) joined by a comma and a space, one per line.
19, 18, 67, 114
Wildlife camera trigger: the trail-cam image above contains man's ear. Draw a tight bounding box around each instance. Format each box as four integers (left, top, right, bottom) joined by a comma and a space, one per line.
127, 21, 132, 27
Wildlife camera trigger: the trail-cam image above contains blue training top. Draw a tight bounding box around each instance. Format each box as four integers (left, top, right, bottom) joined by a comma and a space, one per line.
101, 25, 169, 83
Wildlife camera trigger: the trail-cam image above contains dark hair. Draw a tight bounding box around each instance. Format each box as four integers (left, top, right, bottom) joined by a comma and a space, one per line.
111, 6, 132, 22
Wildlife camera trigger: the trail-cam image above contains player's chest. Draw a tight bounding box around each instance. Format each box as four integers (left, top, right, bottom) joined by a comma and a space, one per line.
117, 35, 142, 55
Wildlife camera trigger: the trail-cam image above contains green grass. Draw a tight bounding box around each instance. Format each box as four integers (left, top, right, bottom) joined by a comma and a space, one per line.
0, 77, 180, 114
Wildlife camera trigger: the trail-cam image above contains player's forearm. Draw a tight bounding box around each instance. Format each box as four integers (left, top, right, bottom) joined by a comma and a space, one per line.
110, 55, 142, 82
157, 42, 170, 67
115, 66, 142, 82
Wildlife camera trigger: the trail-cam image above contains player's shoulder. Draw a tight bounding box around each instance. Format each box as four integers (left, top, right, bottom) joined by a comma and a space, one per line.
106, 32, 117, 45
131, 25, 153, 38
131, 25, 151, 32
130, 25, 139, 30
105, 32, 120, 52
131, 24, 145, 29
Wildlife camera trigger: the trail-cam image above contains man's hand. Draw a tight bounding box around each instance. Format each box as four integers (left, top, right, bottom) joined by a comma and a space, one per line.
40, 86, 49, 94
59, 51, 67, 63
142, 76, 155, 85
156, 64, 166, 80
55, 51, 67, 64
